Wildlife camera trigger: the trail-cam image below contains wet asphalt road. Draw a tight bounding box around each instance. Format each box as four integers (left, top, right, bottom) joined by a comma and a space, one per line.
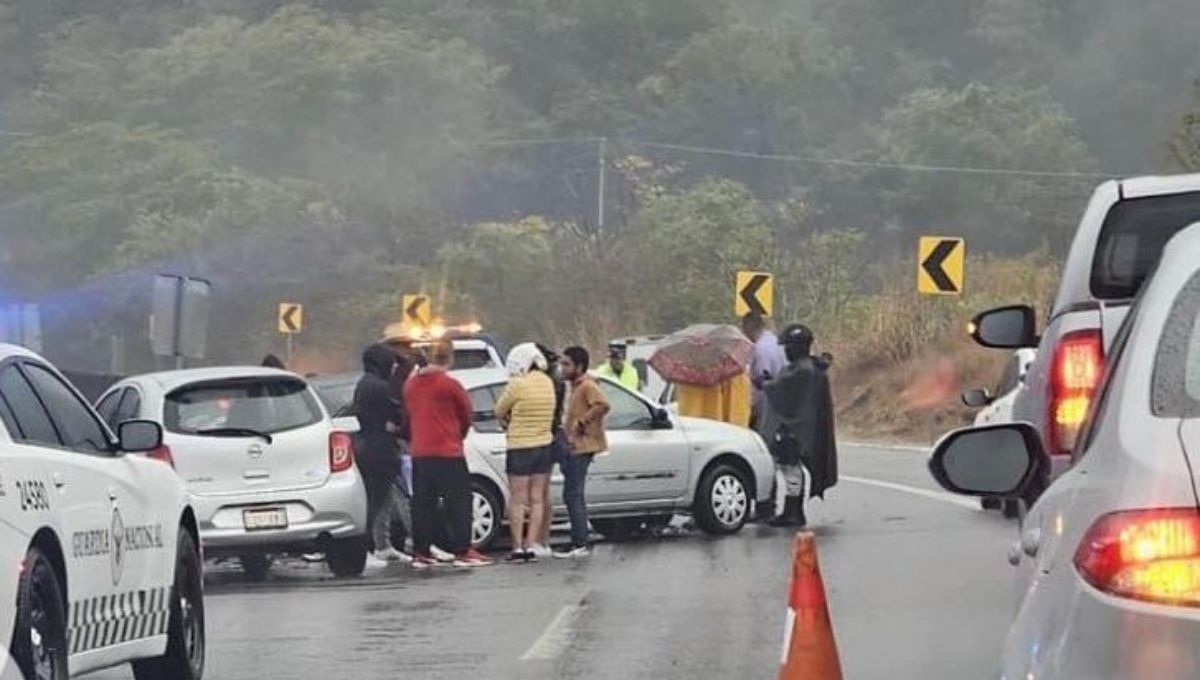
87, 444, 1018, 680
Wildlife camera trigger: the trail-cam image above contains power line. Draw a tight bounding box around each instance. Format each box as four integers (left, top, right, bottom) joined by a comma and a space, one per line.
627, 140, 1115, 179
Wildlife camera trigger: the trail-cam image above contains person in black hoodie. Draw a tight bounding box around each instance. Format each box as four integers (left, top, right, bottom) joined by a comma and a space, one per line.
354, 344, 405, 562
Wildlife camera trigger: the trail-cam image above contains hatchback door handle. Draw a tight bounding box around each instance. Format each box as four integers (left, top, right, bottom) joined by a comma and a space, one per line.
1022, 528, 1041, 558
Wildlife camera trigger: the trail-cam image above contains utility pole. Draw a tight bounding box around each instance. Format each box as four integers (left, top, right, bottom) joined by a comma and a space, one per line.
597, 136, 607, 230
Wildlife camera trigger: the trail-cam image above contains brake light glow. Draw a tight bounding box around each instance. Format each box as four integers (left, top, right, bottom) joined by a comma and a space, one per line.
329, 431, 355, 473
1075, 509, 1200, 606
148, 444, 175, 469
1048, 329, 1104, 455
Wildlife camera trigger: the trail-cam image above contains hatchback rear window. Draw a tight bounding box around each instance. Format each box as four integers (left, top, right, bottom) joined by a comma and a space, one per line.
1092, 192, 1200, 300
1153, 271, 1200, 417
164, 377, 322, 434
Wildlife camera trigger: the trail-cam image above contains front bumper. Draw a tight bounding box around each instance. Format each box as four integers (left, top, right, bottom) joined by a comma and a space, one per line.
192, 471, 367, 555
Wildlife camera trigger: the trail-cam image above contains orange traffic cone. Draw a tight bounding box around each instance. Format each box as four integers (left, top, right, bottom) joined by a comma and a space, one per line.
779, 531, 843, 680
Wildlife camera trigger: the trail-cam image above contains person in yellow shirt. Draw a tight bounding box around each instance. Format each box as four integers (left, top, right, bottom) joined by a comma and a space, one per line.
594, 343, 642, 392
494, 343, 556, 562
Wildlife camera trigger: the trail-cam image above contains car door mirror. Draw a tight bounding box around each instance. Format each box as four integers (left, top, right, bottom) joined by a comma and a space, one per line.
118, 420, 163, 453
928, 423, 1043, 498
651, 408, 673, 430
961, 388, 993, 408
969, 305, 1038, 349
331, 416, 360, 433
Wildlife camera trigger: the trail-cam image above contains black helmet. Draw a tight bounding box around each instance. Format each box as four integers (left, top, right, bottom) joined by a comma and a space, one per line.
779, 324, 814, 349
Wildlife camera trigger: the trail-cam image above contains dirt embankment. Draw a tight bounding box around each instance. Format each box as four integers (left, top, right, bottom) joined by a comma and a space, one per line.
824, 253, 1059, 444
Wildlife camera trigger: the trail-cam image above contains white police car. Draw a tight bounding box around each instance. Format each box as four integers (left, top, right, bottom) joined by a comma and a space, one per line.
0, 346, 204, 680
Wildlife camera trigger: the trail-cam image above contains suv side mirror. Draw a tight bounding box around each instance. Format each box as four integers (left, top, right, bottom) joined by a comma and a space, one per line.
969, 305, 1038, 349
928, 423, 1043, 498
961, 388, 993, 408
118, 420, 163, 453
651, 408, 673, 430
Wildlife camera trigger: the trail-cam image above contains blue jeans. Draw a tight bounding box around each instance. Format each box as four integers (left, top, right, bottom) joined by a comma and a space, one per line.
561, 450, 594, 547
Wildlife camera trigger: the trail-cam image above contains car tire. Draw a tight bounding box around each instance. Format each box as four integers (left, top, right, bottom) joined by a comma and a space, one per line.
239, 554, 272, 582
693, 463, 751, 535
133, 530, 205, 680
591, 517, 641, 542
326, 538, 368, 578
471, 480, 503, 550
11, 546, 68, 680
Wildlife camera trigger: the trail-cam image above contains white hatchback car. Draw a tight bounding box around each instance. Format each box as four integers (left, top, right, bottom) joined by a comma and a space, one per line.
99, 368, 368, 580
0, 345, 204, 680
312, 368, 775, 549
930, 222, 1200, 678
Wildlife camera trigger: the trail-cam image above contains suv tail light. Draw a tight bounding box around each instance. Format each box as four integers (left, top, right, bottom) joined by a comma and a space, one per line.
1075, 509, 1200, 606
148, 444, 175, 468
1047, 329, 1104, 455
329, 431, 355, 473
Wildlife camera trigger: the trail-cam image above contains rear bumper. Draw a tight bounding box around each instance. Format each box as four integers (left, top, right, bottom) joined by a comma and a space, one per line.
1007, 576, 1200, 679
192, 471, 367, 554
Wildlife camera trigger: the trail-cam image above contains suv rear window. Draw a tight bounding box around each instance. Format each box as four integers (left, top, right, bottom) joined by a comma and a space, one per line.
165, 377, 322, 434
1092, 192, 1200, 300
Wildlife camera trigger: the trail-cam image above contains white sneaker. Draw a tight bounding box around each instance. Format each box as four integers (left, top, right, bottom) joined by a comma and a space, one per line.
553, 545, 591, 559
527, 544, 553, 558
429, 545, 455, 563
375, 547, 408, 563
364, 554, 390, 570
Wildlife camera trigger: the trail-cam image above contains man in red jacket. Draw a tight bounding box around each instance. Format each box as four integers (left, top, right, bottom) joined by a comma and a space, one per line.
403, 340, 493, 568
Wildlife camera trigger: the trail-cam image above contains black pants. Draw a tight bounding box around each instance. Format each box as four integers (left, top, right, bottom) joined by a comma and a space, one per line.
412, 457, 472, 556
359, 461, 395, 552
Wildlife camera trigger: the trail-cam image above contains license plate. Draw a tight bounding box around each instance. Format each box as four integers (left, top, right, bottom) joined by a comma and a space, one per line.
242, 507, 288, 531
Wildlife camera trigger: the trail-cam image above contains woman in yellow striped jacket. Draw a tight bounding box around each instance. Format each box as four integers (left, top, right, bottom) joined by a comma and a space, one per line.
495, 343, 557, 562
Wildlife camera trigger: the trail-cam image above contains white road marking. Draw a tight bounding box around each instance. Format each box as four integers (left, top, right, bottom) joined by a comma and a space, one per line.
841, 474, 980, 511
842, 441, 930, 454
521, 603, 585, 661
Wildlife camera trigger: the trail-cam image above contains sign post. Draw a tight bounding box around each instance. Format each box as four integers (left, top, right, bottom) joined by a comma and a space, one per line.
735, 271, 774, 318
917, 237, 965, 295
277, 303, 303, 365
151, 275, 212, 368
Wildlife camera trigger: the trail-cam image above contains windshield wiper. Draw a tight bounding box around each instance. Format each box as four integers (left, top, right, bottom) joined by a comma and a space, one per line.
194, 427, 273, 444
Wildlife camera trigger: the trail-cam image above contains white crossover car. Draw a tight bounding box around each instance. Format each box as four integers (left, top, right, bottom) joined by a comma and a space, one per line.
313, 368, 775, 548
930, 222, 1200, 678
100, 368, 368, 581
0, 345, 203, 680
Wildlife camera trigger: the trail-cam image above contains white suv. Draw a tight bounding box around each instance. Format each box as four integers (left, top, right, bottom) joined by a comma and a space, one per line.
99, 367, 368, 580
0, 345, 204, 680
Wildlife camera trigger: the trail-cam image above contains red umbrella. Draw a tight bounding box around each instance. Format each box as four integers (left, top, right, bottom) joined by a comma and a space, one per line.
648, 324, 754, 387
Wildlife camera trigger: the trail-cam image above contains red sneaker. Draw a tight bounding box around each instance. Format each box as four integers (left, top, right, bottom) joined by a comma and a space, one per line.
454, 548, 494, 567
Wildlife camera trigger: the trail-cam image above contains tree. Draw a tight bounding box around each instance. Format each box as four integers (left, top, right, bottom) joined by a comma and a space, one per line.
853, 83, 1098, 254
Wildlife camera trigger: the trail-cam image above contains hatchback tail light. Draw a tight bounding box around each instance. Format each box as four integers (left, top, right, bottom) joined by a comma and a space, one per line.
329, 431, 355, 473
148, 444, 175, 469
1048, 329, 1104, 455
1075, 508, 1200, 606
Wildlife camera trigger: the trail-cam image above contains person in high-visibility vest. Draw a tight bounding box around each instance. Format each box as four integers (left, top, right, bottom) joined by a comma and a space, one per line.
594, 343, 641, 392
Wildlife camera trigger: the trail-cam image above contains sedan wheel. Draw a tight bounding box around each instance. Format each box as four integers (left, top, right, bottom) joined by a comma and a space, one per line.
711, 474, 748, 527
471, 481, 503, 550
694, 463, 751, 535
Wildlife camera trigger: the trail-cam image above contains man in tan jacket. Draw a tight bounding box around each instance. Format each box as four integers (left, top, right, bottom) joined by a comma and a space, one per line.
555, 346, 610, 558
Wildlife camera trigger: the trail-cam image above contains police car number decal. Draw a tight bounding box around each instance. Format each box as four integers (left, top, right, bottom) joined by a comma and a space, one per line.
16, 479, 49, 511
